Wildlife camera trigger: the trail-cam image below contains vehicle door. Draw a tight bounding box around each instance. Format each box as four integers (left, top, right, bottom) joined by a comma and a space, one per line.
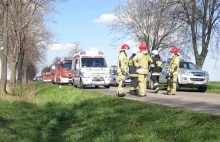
73, 58, 80, 85
159, 61, 169, 84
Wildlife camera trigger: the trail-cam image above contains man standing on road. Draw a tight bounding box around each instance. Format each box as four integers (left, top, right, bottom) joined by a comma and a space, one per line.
116, 44, 130, 97
167, 47, 180, 95
128, 48, 139, 95
133, 44, 153, 97
149, 50, 163, 93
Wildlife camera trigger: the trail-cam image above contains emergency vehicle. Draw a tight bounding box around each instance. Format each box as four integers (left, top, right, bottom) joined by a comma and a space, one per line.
51, 59, 73, 84
42, 72, 52, 83
72, 50, 111, 88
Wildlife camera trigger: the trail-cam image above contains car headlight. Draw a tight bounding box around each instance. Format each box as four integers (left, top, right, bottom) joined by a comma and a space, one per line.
180, 70, 193, 76
205, 72, 209, 77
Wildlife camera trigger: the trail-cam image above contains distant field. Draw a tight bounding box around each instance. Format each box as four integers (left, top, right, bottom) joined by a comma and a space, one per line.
1, 83, 220, 141
207, 82, 220, 94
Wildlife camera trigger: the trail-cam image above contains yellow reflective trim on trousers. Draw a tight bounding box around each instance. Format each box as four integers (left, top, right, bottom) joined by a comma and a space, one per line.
130, 87, 136, 90
152, 72, 160, 76
129, 74, 138, 77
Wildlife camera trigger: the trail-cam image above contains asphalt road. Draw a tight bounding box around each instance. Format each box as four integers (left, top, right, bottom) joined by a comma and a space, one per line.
85, 86, 220, 115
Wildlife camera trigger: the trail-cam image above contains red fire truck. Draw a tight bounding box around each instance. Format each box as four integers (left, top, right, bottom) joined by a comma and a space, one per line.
42, 72, 52, 83
51, 59, 73, 84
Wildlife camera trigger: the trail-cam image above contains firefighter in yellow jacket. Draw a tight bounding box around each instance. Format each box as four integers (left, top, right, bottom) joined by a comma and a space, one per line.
133, 44, 153, 97
167, 47, 180, 95
116, 43, 130, 97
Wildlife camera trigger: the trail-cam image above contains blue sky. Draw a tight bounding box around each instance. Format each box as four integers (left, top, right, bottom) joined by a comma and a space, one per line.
43, 0, 220, 81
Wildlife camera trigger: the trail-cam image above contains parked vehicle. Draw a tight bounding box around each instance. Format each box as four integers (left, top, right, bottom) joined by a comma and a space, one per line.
42, 72, 52, 83
147, 59, 210, 92
51, 59, 73, 84
110, 65, 131, 87
72, 50, 111, 88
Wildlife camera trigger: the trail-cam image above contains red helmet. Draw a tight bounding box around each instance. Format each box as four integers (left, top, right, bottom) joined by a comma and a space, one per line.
170, 47, 179, 54
121, 44, 130, 50
139, 44, 147, 51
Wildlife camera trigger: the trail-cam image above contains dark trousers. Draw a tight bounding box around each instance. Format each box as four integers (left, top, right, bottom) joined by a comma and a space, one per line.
130, 77, 138, 91
151, 75, 159, 88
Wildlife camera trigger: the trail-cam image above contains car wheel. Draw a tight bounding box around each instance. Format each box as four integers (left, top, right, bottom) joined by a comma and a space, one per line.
176, 82, 180, 91
114, 79, 118, 87
95, 86, 99, 88
197, 86, 208, 92
72, 79, 77, 88
104, 85, 110, 89
79, 79, 85, 89
149, 79, 154, 90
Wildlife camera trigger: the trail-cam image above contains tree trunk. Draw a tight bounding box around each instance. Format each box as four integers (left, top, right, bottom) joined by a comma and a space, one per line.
22, 64, 28, 85
17, 52, 24, 86
195, 54, 207, 69
0, 2, 9, 95
10, 62, 17, 87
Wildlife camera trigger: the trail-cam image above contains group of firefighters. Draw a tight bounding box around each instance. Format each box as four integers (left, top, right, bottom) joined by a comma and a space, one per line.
116, 43, 180, 97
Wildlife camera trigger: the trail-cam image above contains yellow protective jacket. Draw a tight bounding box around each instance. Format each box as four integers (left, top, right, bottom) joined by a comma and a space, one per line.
117, 51, 128, 74
168, 55, 180, 76
133, 52, 153, 75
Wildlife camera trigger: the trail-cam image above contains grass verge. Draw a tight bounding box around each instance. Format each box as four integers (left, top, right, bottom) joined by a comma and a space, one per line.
207, 82, 220, 94
1, 83, 220, 142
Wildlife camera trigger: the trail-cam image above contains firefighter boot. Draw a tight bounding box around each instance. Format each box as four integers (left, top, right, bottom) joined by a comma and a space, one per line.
116, 92, 126, 97
154, 87, 159, 93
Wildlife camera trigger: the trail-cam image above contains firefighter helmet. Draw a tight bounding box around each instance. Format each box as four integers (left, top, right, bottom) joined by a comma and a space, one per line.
139, 44, 148, 53
121, 44, 130, 50
170, 47, 179, 54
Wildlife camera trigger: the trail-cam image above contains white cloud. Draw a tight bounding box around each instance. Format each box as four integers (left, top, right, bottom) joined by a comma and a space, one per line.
93, 13, 117, 24
48, 43, 77, 51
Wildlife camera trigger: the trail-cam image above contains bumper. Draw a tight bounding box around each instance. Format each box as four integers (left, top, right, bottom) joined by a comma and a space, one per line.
82, 77, 111, 86
43, 80, 52, 83
60, 77, 73, 84
179, 74, 209, 86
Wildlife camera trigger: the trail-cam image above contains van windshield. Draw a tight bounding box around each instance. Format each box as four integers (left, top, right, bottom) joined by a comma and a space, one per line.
81, 58, 107, 68
62, 63, 72, 70
44, 74, 51, 77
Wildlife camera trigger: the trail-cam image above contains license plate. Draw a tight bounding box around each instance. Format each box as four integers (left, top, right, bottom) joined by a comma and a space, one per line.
194, 81, 203, 84
93, 81, 104, 85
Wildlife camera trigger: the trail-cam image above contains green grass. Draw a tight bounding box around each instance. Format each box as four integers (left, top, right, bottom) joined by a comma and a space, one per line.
1, 83, 220, 142
207, 82, 220, 93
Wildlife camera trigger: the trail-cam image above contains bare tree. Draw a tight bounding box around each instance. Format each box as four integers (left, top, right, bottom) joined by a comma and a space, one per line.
0, 0, 10, 95
173, 0, 220, 68
110, 0, 183, 53
68, 42, 82, 57
7, 0, 53, 87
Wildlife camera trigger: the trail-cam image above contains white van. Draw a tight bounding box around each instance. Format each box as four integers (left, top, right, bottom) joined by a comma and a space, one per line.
72, 50, 111, 89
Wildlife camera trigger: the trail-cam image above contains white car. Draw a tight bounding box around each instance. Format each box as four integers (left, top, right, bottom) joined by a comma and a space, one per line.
147, 59, 210, 92
110, 65, 131, 87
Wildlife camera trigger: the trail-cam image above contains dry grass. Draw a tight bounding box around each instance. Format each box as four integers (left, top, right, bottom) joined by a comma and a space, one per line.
0, 82, 36, 104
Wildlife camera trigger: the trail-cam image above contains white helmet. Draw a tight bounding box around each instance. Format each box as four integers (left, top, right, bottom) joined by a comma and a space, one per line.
132, 48, 139, 54
152, 50, 159, 55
